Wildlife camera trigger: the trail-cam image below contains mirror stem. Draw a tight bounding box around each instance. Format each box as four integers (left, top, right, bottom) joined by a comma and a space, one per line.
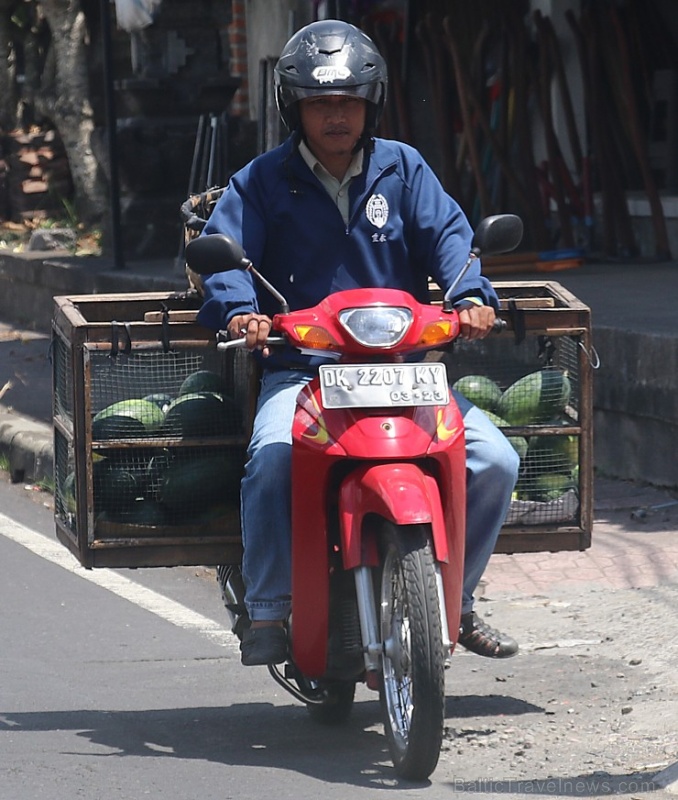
246, 264, 290, 314
442, 251, 480, 312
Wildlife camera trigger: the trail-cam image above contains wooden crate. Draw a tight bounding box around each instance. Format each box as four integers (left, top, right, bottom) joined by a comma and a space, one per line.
53, 281, 593, 569
52, 291, 249, 569
431, 280, 594, 554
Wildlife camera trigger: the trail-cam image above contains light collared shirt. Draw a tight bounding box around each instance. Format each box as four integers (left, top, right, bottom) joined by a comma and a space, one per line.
298, 139, 364, 224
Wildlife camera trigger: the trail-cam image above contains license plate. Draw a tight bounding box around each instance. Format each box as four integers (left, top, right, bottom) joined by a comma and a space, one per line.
319, 363, 449, 409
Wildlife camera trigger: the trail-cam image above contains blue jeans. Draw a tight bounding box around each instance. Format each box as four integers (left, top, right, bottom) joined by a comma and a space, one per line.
240, 369, 520, 621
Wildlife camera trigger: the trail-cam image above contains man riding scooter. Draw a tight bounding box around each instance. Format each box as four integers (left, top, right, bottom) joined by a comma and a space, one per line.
196, 19, 520, 666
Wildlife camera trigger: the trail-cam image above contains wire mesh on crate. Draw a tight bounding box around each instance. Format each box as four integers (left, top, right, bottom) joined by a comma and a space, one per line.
89, 444, 243, 529
84, 345, 246, 530
441, 332, 583, 527
87, 347, 245, 431
53, 334, 74, 423
443, 333, 581, 419
54, 428, 75, 533
91, 350, 204, 409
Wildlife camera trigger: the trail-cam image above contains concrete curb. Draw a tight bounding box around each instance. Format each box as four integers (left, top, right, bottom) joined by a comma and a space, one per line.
0, 409, 53, 485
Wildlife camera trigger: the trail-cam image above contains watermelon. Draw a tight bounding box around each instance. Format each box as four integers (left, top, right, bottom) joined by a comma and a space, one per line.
121, 498, 167, 526
531, 472, 576, 502
162, 392, 241, 438
507, 434, 529, 462
526, 433, 578, 475
497, 369, 571, 425
452, 375, 503, 412
196, 503, 234, 522
514, 471, 575, 502
479, 410, 529, 461
92, 414, 146, 440
145, 450, 172, 485
179, 369, 225, 396
158, 452, 242, 513
93, 459, 146, 514
481, 409, 527, 461
62, 471, 77, 514
92, 398, 165, 440
482, 410, 509, 428
143, 393, 174, 413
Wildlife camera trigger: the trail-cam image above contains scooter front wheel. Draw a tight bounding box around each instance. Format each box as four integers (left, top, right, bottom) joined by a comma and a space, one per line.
376, 521, 445, 781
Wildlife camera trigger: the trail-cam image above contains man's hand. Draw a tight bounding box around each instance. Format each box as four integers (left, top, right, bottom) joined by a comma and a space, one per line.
227, 313, 273, 356
457, 305, 496, 340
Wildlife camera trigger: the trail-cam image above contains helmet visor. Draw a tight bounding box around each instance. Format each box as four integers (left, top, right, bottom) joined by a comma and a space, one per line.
280, 81, 382, 106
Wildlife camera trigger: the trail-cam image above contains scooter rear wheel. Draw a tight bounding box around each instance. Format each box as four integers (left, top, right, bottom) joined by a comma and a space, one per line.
376, 521, 445, 781
306, 679, 357, 725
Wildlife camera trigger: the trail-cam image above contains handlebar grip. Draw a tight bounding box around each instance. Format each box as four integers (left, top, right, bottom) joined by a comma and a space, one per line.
492, 317, 508, 333
215, 334, 288, 351
216, 338, 248, 351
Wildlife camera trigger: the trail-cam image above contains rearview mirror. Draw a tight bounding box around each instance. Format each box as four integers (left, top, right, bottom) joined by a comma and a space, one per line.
185, 234, 250, 275
471, 214, 523, 256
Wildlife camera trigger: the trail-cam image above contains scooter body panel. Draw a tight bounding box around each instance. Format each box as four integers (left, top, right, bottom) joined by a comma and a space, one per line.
291, 378, 466, 677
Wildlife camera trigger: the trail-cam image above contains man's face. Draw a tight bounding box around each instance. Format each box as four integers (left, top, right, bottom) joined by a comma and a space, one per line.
299, 95, 367, 164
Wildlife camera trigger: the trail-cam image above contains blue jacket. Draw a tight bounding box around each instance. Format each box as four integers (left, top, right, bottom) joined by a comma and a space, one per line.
197, 135, 498, 364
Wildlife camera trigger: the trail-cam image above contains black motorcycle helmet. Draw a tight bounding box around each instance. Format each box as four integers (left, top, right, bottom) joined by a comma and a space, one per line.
274, 19, 388, 142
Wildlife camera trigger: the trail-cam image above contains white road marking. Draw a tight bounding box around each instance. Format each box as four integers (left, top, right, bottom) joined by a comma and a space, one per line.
0, 511, 239, 651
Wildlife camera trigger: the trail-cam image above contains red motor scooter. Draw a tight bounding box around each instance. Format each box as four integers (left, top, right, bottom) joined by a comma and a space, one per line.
185, 214, 522, 781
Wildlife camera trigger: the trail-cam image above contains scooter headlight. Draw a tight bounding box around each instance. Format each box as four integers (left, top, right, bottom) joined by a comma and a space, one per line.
338, 306, 413, 348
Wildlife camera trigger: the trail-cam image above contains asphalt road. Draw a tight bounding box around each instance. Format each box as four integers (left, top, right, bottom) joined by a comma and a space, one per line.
1, 475, 677, 799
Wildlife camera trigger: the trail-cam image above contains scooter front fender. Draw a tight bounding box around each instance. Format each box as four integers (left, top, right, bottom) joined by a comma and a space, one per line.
339, 463, 448, 570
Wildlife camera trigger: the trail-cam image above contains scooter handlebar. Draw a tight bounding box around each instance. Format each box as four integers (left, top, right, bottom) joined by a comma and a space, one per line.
216, 320, 505, 351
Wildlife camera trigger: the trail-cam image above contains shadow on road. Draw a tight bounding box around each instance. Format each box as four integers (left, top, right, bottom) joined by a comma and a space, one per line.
0, 689, 550, 789
446, 693, 543, 718
0, 700, 408, 788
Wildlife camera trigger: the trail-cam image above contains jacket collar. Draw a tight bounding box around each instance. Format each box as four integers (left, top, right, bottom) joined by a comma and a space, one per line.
283, 135, 398, 188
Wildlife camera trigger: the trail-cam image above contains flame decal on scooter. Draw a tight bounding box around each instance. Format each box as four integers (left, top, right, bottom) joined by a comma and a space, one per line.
300, 390, 330, 445
436, 406, 459, 441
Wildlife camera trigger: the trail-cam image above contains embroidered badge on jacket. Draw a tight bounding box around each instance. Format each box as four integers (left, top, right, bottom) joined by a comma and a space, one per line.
366, 194, 389, 229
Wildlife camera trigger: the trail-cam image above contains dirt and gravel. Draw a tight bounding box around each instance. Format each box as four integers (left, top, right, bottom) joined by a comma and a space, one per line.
430, 578, 678, 795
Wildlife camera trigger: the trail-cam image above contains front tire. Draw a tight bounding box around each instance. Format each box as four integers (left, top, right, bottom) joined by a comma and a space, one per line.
377, 521, 445, 781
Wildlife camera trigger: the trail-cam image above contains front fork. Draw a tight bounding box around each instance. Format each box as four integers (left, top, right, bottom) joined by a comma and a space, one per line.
353, 566, 382, 673
352, 561, 452, 681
